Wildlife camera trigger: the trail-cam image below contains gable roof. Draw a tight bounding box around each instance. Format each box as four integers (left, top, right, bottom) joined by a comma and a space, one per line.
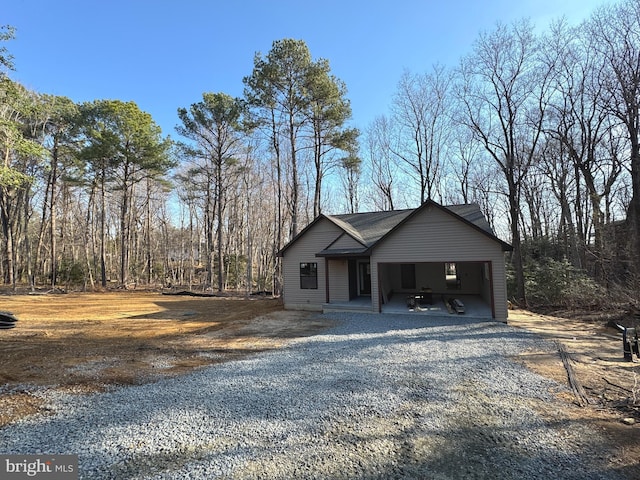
327, 209, 414, 247
277, 200, 512, 257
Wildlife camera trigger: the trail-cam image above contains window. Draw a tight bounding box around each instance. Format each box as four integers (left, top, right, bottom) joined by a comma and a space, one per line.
445, 262, 460, 289
300, 262, 318, 289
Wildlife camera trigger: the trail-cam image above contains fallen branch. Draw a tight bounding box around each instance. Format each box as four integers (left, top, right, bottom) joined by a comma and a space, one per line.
557, 341, 592, 407
162, 290, 219, 297
603, 377, 633, 394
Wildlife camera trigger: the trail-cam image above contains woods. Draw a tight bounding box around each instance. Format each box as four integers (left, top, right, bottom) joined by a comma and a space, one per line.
0, 0, 639, 306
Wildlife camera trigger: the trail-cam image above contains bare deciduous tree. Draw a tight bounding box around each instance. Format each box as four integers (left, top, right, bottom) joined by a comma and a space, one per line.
391, 65, 452, 203
364, 115, 398, 211
456, 19, 552, 304
588, 0, 640, 280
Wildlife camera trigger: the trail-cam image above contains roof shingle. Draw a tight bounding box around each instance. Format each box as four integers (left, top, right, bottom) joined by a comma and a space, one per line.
325, 203, 495, 248
278, 201, 511, 257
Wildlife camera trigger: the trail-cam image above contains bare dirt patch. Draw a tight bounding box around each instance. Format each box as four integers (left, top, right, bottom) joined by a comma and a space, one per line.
508, 309, 640, 475
0, 292, 332, 427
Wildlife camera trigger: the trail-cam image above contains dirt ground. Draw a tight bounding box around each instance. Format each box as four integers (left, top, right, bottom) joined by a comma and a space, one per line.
0, 292, 639, 472
508, 308, 640, 472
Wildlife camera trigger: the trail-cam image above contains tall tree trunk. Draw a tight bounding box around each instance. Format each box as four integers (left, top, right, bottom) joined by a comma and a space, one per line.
580, 167, 605, 279
216, 157, 224, 292
146, 177, 152, 285
99, 172, 107, 288
559, 184, 581, 269
627, 138, 640, 279
119, 162, 130, 286
205, 172, 214, 289
313, 117, 322, 218
50, 139, 58, 288
23, 187, 34, 291
289, 113, 299, 238
84, 186, 96, 290
246, 177, 253, 297
0, 198, 15, 288
270, 110, 283, 296
35, 166, 52, 287
507, 175, 526, 304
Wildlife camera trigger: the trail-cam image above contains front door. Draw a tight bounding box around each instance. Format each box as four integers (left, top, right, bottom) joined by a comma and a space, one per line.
358, 261, 371, 295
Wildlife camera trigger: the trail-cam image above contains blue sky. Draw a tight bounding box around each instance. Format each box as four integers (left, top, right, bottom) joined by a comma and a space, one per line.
5, 0, 613, 138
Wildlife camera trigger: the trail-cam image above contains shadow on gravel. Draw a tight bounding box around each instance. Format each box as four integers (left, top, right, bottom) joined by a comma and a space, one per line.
304, 313, 544, 358
318, 311, 541, 336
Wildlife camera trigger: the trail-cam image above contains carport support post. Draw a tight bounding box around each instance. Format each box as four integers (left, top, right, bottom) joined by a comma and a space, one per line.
489, 261, 496, 319
377, 262, 382, 313
325, 257, 330, 304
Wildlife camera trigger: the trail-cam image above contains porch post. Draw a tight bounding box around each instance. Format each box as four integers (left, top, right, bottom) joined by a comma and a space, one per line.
377, 262, 382, 313
325, 257, 330, 304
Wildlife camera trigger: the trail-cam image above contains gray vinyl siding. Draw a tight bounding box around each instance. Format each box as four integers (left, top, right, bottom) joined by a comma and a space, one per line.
328, 258, 350, 302
490, 260, 508, 321
282, 218, 342, 310
330, 233, 364, 250
371, 205, 508, 321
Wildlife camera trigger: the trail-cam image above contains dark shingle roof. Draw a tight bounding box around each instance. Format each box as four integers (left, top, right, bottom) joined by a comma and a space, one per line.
277, 201, 511, 257
446, 204, 494, 234
327, 209, 414, 247
325, 203, 496, 248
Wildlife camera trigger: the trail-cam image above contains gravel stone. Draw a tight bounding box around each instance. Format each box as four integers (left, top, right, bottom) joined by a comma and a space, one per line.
0, 313, 625, 479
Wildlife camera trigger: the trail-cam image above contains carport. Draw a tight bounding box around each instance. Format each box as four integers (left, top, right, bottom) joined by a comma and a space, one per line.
378, 261, 494, 318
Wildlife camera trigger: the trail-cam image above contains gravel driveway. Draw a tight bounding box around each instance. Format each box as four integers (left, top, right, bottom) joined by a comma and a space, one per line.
0, 313, 626, 479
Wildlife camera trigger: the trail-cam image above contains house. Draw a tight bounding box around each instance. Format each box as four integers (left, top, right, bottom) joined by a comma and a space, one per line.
277, 200, 512, 322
